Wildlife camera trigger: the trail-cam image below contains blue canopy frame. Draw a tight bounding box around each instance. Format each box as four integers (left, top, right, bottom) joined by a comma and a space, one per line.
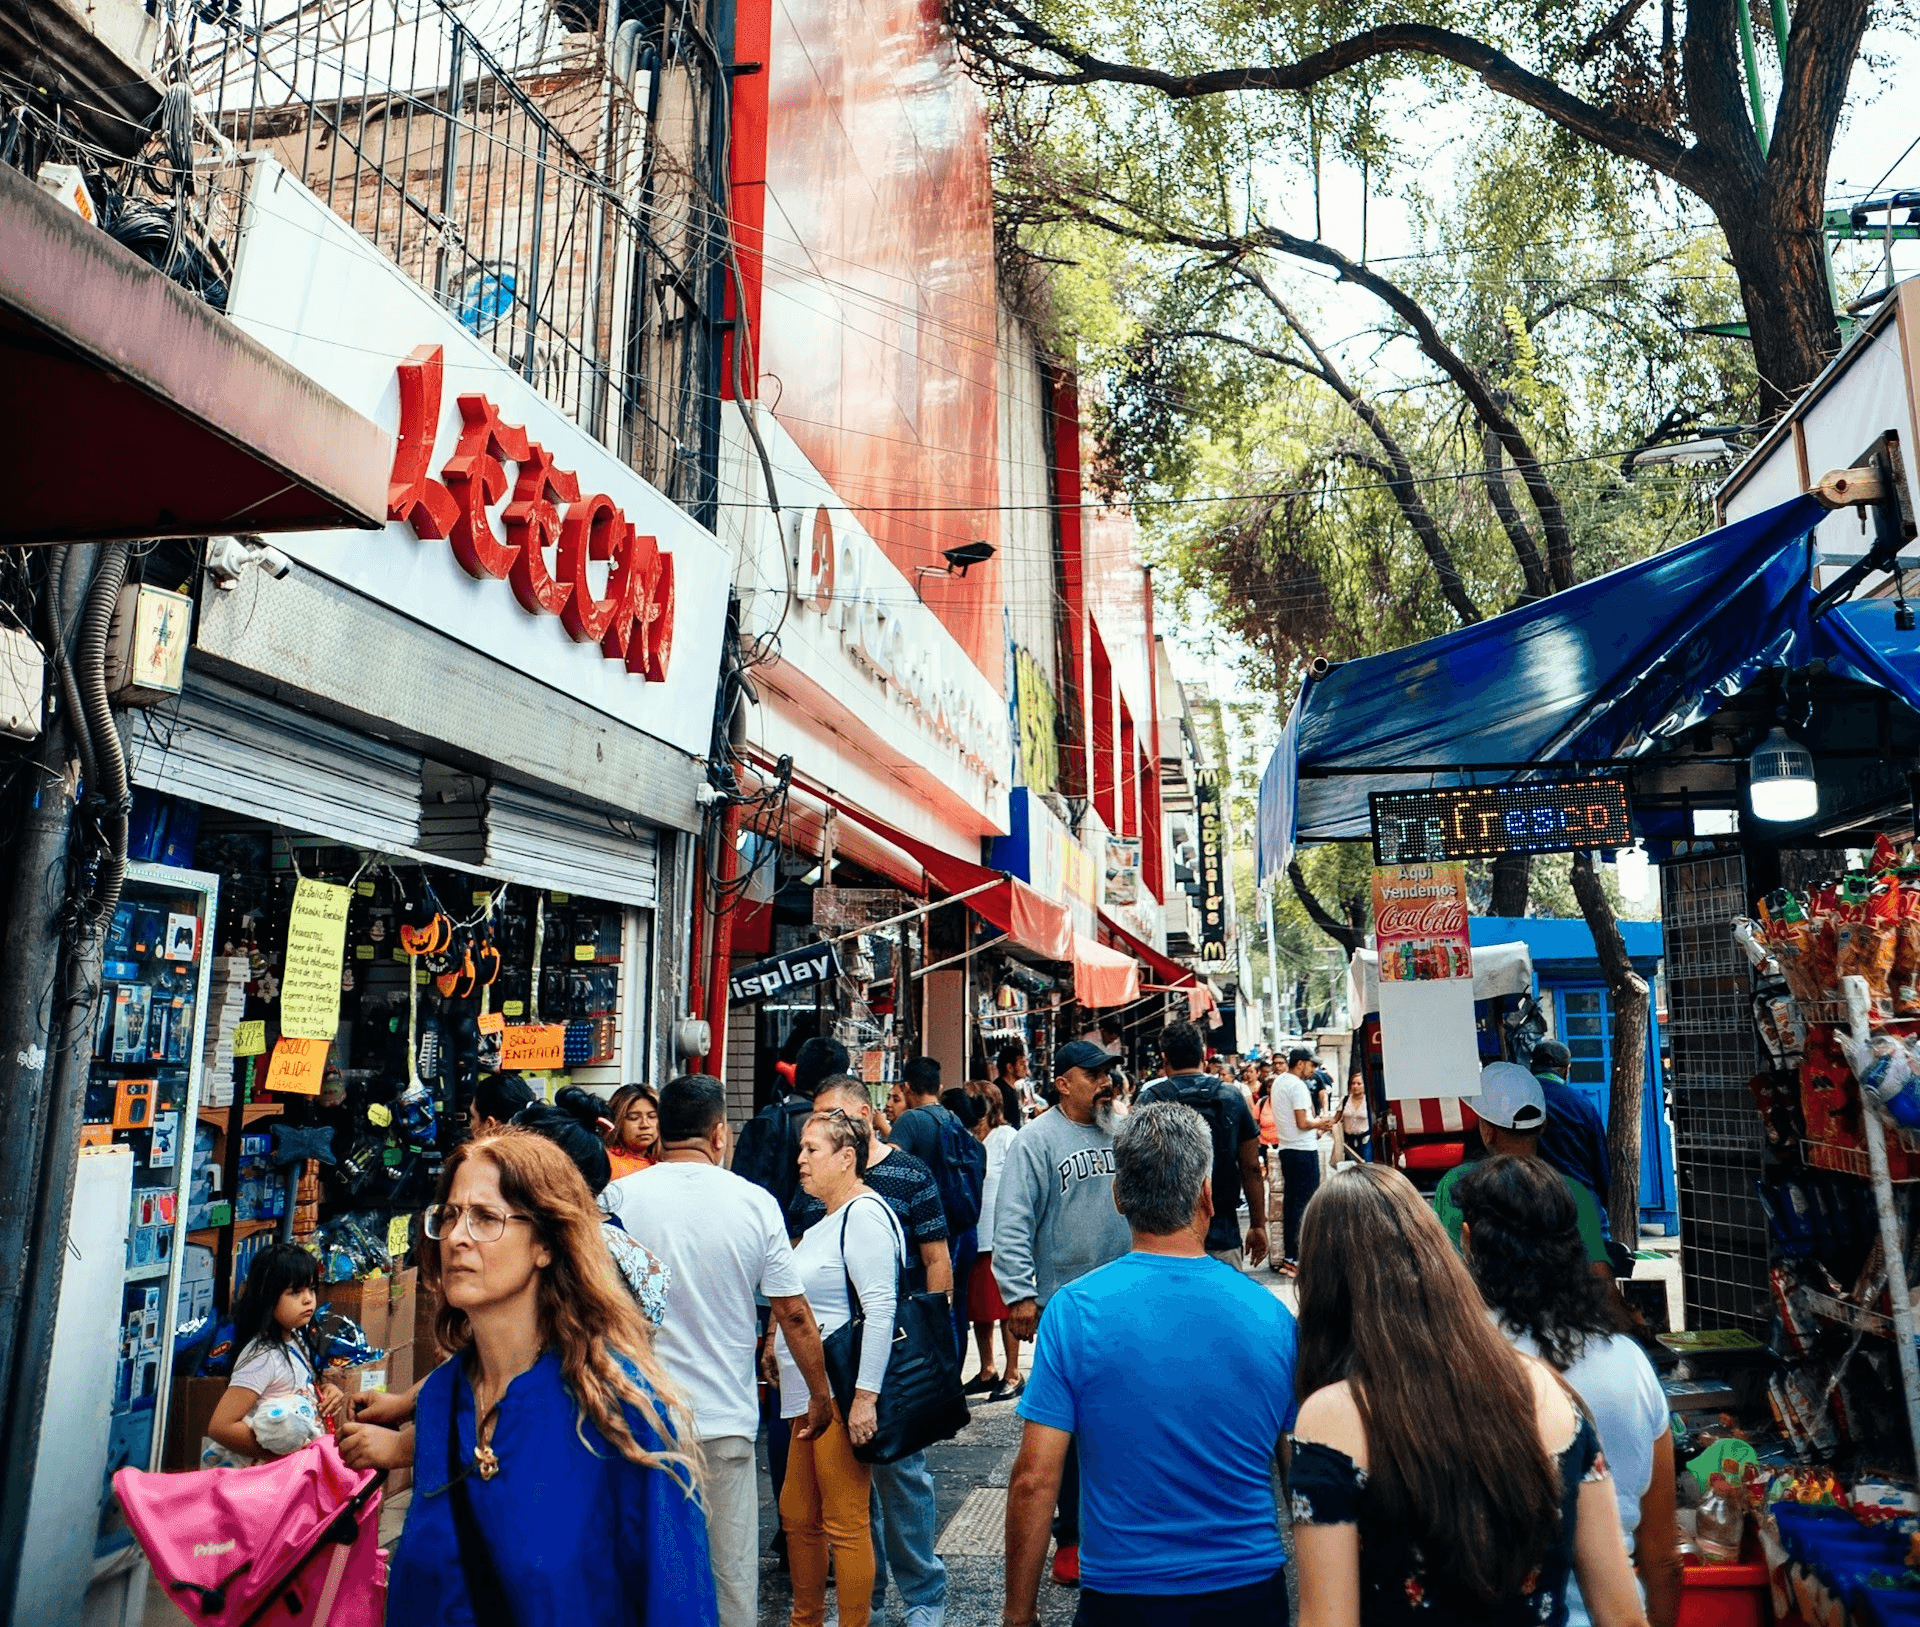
1255, 494, 1859, 881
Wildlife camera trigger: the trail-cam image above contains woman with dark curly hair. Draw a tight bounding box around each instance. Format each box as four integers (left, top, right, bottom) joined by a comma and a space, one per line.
1456, 1156, 1681, 1627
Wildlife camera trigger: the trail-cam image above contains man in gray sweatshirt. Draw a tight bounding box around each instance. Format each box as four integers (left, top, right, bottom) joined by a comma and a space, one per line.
991, 1039, 1132, 1587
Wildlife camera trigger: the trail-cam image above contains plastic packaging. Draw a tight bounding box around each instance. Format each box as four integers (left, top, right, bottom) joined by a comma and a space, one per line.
1835, 1030, 1920, 1131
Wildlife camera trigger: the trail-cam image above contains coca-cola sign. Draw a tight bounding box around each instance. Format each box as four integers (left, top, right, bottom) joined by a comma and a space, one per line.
1372, 863, 1473, 983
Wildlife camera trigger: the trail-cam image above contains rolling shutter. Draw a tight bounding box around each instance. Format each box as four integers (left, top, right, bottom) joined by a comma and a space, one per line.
481, 782, 659, 909
128, 673, 425, 853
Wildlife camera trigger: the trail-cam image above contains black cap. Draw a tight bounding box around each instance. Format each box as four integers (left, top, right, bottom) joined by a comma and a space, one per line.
1532, 1039, 1572, 1074
1286, 1046, 1317, 1067
1054, 1039, 1122, 1076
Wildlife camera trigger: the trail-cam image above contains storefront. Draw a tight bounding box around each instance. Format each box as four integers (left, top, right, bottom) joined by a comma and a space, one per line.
26, 155, 731, 1600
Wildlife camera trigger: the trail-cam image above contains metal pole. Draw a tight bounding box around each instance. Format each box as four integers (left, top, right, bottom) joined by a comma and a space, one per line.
1262, 884, 1285, 1043
1844, 975, 1920, 1473
433, 26, 465, 303
1735, 0, 1770, 156
0, 544, 95, 1618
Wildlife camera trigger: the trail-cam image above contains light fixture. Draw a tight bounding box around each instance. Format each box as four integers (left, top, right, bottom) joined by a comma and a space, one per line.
1748, 726, 1819, 823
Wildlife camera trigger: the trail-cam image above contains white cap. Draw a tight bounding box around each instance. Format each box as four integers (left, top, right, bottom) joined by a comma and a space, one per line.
1472, 1062, 1547, 1132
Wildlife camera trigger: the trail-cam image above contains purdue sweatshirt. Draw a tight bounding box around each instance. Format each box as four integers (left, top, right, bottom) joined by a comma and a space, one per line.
990, 1110, 1131, 1309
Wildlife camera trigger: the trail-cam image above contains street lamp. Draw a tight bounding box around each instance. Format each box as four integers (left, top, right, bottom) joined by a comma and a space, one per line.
1748, 726, 1818, 823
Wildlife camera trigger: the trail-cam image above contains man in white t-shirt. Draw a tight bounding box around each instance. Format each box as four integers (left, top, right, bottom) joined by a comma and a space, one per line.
608, 1075, 833, 1627
1270, 1047, 1336, 1274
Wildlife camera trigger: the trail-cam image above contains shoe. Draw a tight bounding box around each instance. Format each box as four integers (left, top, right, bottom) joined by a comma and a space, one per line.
991, 1376, 1025, 1402
1278, 1260, 1299, 1278
962, 1372, 1000, 1395
1051, 1544, 1080, 1587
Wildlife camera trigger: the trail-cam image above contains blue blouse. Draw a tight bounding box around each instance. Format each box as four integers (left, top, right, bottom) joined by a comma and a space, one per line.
387, 1349, 718, 1626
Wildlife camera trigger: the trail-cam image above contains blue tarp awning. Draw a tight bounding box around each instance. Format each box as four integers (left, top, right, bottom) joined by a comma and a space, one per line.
1257, 495, 1832, 882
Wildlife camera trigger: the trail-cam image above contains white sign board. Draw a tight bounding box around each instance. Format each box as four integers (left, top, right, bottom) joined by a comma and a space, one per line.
1377, 976, 1484, 1103
224, 160, 729, 762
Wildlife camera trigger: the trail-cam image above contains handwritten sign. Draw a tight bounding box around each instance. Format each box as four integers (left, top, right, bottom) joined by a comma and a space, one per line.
264, 1036, 330, 1096
499, 1024, 565, 1071
387, 1213, 412, 1259
476, 1011, 505, 1036
232, 1019, 267, 1058
281, 879, 351, 1039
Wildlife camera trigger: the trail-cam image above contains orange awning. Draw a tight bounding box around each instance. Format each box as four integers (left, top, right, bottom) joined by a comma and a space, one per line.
1071, 932, 1141, 1008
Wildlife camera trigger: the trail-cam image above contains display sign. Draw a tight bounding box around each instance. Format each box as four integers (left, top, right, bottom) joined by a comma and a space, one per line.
1195, 770, 1228, 958
1372, 863, 1472, 982
231, 1019, 267, 1058
1013, 647, 1059, 795
1369, 780, 1632, 864
280, 878, 351, 1040
264, 1036, 329, 1095
1105, 836, 1141, 907
730, 940, 843, 1002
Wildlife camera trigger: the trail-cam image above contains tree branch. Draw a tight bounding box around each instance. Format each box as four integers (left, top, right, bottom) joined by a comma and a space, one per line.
952, 7, 1709, 191
1480, 428, 1543, 599
1289, 860, 1365, 957
1569, 851, 1650, 1247
1246, 222, 1569, 593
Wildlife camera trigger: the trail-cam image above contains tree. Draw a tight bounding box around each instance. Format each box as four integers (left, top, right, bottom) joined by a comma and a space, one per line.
954, 0, 1880, 413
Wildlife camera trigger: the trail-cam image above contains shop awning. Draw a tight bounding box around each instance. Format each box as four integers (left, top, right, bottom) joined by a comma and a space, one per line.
0, 159, 389, 543
772, 768, 1071, 959
1101, 911, 1200, 989
1256, 494, 1826, 881
1070, 933, 1141, 1007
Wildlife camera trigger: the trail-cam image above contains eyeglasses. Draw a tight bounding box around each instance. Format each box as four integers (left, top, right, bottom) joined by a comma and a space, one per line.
423, 1203, 533, 1244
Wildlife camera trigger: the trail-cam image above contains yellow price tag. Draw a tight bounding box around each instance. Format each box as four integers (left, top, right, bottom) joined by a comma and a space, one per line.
232, 1019, 267, 1058
549, 892, 569, 904
356, 945, 375, 960
387, 1214, 412, 1258
503, 1001, 525, 1018
573, 943, 595, 962
357, 880, 377, 897
471, 891, 492, 909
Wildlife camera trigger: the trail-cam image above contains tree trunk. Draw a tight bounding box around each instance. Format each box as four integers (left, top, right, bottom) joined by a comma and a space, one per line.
1721, 201, 1843, 417
1489, 851, 1532, 917
1288, 860, 1367, 956
1568, 853, 1650, 1250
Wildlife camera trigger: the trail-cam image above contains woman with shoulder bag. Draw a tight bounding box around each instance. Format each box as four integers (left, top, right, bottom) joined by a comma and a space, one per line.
385, 1128, 715, 1627
768, 1108, 900, 1627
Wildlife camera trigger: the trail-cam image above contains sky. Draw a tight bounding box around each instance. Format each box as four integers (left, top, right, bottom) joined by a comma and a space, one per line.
1161, 23, 1920, 756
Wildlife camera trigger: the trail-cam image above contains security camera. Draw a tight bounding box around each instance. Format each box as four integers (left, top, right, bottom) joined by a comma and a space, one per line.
255, 546, 291, 580
205, 534, 292, 588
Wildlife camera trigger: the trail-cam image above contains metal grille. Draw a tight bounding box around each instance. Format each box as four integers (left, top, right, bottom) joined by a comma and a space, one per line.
1662, 852, 1770, 1333
178, 0, 728, 515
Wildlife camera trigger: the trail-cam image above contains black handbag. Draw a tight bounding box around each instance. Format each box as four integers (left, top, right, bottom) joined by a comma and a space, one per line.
819, 1195, 970, 1463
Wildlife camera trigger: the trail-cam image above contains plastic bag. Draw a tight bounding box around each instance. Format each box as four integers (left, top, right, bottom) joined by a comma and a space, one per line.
1697, 1473, 1747, 1563
1835, 1031, 1920, 1130
1833, 878, 1899, 1021
1895, 885, 1920, 1017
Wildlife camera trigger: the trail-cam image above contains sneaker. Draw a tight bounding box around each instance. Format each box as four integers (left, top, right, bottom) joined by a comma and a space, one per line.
1051, 1544, 1081, 1587
962, 1373, 1000, 1396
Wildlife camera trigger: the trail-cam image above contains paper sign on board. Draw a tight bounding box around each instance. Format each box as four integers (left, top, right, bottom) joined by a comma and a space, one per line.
232, 1019, 267, 1057
499, 1024, 565, 1070
265, 1036, 330, 1095
281, 878, 351, 1039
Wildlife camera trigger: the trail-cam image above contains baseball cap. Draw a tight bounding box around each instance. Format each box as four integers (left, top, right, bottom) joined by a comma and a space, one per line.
1473, 1062, 1547, 1132
1286, 1046, 1317, 1067
1531, 1039, 1572, 1074
1054, 1039, 1122, 1076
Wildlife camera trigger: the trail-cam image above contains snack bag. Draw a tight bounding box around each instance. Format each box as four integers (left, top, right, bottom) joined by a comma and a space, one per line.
1764, 892, 1824, 1005
1895, 884, 1920, 1017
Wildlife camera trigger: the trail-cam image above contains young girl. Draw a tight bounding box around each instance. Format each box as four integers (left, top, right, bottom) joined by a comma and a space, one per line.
205, 1244, 344, 1466
605, 1083, 661, 1180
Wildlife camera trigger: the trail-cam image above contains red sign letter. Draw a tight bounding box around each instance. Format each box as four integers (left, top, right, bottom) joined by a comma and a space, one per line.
503, 444, 578, 617
639, 553, 675, 682
386, 344, 457, 538
441, 395, 530, 580
602, 526, 659, 667
558, 493, 623, 643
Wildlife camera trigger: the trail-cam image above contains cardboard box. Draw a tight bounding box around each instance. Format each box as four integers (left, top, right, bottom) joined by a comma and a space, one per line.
385, 1340, 414, 1399
164, 1375, 228, 1472
322, 1276, 391, 1352
413, 1277, 440, 1346
325, 1357, 389, 1399
387, 1267, 417, 1351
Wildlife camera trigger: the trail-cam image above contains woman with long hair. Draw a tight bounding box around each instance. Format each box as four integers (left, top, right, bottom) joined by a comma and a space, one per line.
385, 1129, 716, 1626
769, 1109, 899, 1627
1288, 1164, 1647, 1627
1457, 1157, 1682, 1627
965, 1081, 1024, 1400
1330, 1072, 1373, 1166
606, 1083, 662, 1179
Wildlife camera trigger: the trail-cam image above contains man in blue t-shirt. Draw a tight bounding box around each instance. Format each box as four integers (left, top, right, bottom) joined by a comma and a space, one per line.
1004, 1102, 1299, 1627
1530, 1038, 1613, 1238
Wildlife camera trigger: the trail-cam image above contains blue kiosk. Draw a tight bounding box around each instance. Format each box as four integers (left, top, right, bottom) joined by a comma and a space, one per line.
1470, 916, 1677, 1234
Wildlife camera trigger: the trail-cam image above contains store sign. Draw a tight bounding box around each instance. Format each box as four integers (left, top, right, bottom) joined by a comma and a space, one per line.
1372, 863, 1473, 982
1195, 770, 1228, 956
1013, 647, 1059, 794
224, 161, 728, 761
1105, 835, 1141, 907
1369, 781, 1632, 864
730, 940, 843, 1002
791, 504, 1007, 785
386, 344, 674, 679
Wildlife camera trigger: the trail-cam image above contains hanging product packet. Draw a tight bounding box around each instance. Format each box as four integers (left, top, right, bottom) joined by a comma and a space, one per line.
1894, 881, 1920, 1018
1762, 890, 1825, 1007
1831, 875, 1899, 1022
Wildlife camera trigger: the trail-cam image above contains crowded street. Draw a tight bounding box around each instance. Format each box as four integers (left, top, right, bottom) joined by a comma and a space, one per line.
9, 0, 1920, 1617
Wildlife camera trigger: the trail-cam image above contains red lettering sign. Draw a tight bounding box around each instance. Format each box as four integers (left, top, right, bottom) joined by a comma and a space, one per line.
385, 348, 675, 681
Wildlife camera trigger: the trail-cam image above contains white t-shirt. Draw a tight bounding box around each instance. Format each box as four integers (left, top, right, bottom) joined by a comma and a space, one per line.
1272, 1074, 1320, 1150
977, 1123, 1018, 1249
228, 1335, 316, 1402
1509, 1326, 1666, 1553
608, 1161, 802, 1442
775, 1193, 901, 1419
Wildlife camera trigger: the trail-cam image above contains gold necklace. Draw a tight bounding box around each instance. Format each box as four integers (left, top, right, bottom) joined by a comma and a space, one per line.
469, 1370, 505, 1480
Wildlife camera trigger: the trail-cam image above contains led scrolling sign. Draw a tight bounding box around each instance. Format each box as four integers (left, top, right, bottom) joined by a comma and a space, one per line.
1369, 781, 1633, 865
384, 344, 675, 679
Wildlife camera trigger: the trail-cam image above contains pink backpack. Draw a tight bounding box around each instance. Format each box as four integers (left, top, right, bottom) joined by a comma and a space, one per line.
113, 1436, 386, 1627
